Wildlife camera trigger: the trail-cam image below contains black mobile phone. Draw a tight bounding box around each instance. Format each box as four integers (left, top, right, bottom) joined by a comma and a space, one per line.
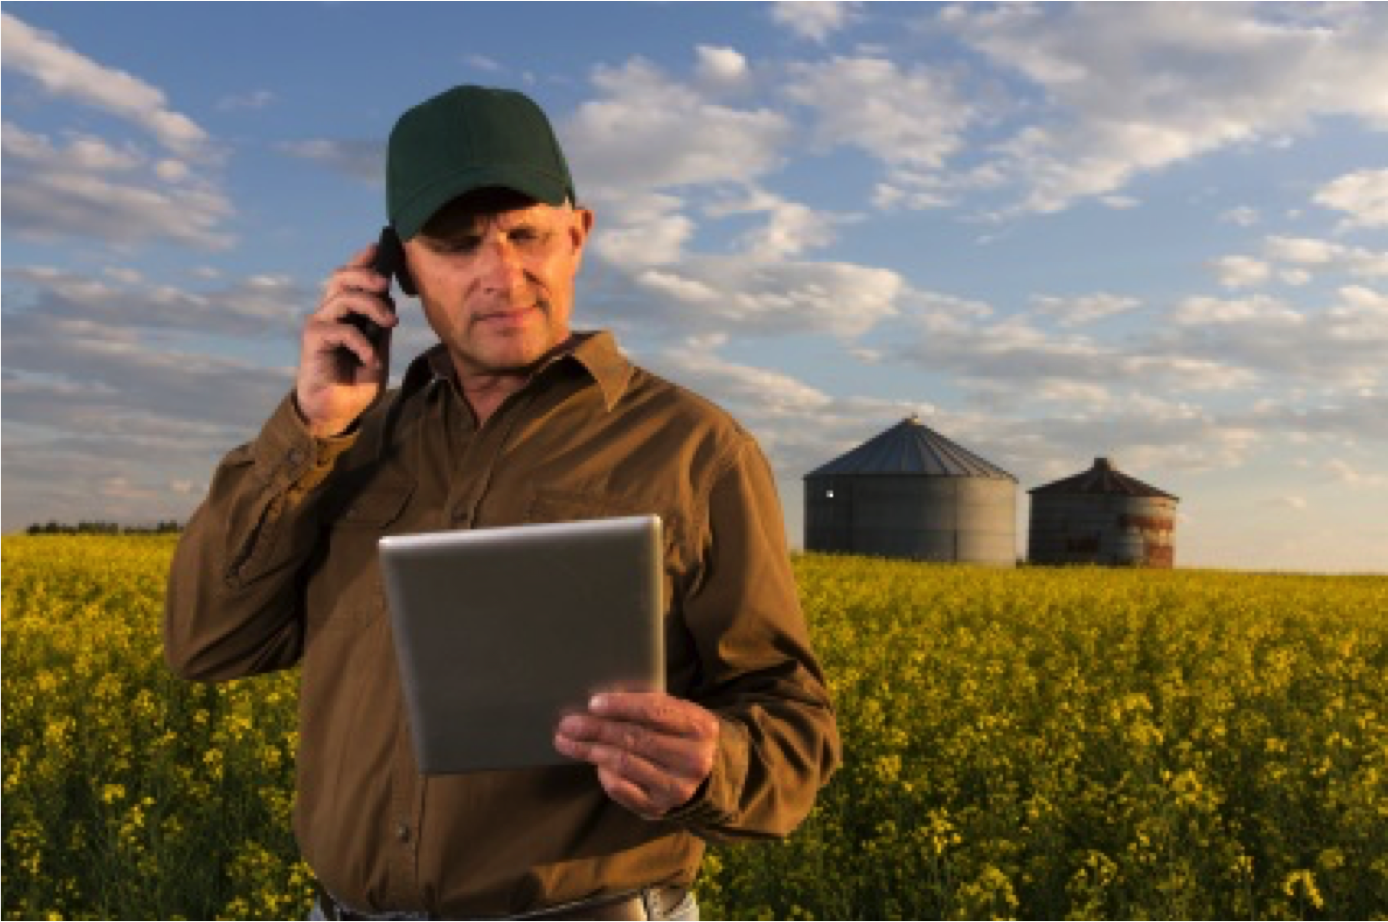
344, 226, 412, 347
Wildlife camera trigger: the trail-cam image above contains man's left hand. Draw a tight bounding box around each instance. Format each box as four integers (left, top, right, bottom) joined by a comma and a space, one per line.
554, 692, 720, 819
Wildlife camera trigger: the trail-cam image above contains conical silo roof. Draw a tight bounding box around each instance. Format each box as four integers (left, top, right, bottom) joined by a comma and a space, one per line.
806, 416, 1016, 481
1029, 457, 1177, 499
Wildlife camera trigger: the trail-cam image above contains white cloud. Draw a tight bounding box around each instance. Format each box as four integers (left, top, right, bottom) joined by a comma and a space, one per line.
1265, 235, 1341, 266
566, 58, 790, 193
898, 310, 1110, 379
1314, 168, 1388, 230
769, 2, 855, 43
612, 254, 902, 340
1264, 236, 1388, 280
1327, 285, 1388, 343
940, 3, 1388, 214
887, 275, 1388, 407
3, 265, 308, 339
155, 159, 192, 182
589, 191, 697, 269
1010, 400, 1261, 482
1210, 255, 1272, 289
1334, 284, 1388, 316
1162, 290, 1388, 388
1, 12, 208, 157
695, 45, 749, 87
1172, 293, 1303, 326
50, 131, 143, 171
705, 187, 845, 260
1237, 394, 1388, 442
657, 341, 834, 417
565, 58, 901, 343
2, 124, 234, 249
784, 55, 976, 183
637, 339, 929, 489
1, 15, 234, 249
1031, 292, 1141, 326
2, 262, 304, 529
635, 268, 721, 305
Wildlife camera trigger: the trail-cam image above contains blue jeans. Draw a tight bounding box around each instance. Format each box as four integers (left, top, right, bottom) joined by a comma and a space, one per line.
308, 890, 699, 921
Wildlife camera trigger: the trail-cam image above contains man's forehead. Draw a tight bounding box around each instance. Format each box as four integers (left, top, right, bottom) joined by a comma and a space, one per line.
421, 191, 560, 234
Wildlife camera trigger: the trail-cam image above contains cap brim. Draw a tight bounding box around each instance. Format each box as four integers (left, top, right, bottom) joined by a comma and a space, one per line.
392, 166, 570, 240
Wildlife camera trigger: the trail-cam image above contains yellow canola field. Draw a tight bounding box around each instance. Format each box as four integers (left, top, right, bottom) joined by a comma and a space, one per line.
3, 536, 1386, 920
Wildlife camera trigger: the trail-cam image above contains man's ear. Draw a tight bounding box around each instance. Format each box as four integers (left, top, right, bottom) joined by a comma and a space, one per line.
570, 207, 595, 249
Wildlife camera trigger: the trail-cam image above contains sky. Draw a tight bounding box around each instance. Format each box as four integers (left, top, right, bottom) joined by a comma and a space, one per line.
3, 2, 1386, 573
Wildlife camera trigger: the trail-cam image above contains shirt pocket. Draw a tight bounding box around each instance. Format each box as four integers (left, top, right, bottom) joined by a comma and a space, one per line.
523, 488, 647, 524
523, 487, 686, 620
313, 479, 417, 632
337, 481, 415, 530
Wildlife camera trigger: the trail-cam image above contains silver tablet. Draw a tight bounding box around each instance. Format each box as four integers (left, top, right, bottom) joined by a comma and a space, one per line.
380, 515, 665, 774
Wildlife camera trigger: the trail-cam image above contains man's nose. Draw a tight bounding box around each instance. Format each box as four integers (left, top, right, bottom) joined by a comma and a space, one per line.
477, 236, 526, 291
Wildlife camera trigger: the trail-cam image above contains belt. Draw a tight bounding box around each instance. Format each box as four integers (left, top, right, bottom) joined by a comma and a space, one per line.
318, 885, 689, 921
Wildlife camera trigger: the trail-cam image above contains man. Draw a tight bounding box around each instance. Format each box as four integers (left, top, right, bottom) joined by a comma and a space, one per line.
164, 85, 840, 921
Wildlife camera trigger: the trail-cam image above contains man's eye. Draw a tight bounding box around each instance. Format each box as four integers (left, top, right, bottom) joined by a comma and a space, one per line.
509, 229, 549, 249
434, 237, 481, 254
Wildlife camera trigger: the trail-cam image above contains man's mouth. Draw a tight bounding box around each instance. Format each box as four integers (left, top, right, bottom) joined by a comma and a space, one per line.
475, 304, 539, 327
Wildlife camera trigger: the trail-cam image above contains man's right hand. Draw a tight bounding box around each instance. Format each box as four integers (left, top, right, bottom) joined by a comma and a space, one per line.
295, 243, 400, 438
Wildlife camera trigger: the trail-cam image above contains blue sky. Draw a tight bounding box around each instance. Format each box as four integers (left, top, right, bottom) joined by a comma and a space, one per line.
3, 2, 1386, 572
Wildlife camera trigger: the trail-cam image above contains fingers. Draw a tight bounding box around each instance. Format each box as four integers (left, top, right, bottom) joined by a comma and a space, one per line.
589, 692, 719, 737
594, 763, 687, 821
555, 728, 705, 818
305, 305, 390, 370
314, 246, 399, 348
557, 709, 708, 777
293, 243, 399, 437
306, 258, 392, 368
554, 693, 719, 819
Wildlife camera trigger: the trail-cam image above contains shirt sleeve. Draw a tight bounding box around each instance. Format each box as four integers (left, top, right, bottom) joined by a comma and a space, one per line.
668, 435, 842, 841
163, 392, 357, 682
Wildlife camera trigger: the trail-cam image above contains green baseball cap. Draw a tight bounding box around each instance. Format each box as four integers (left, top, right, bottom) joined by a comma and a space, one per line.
386, 85, 577, 240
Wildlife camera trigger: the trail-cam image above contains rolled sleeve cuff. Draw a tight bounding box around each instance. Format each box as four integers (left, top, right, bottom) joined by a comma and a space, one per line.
251, 393, 360, 498
664, 715, 749, 832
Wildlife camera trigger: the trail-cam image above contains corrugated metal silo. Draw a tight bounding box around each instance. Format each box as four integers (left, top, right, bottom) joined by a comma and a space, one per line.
1027, 457, 1178, 567
804, 415, 1017, 566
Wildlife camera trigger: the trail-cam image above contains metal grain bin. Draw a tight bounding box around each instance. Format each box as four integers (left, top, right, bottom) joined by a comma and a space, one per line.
804, 416, 1017, 566
1027, 457, 1178, 567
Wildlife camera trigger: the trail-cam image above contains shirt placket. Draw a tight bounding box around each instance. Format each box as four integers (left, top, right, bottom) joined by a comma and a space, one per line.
400, 376, 539, 908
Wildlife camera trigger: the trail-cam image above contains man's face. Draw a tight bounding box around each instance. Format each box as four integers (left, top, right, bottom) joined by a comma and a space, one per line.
405, 190, 593, 379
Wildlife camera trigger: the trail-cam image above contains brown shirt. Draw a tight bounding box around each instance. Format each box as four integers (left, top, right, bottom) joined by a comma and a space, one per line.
164, 331, 840, 917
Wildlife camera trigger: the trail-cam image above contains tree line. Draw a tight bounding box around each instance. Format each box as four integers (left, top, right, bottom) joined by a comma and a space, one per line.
24, 521, 183, 535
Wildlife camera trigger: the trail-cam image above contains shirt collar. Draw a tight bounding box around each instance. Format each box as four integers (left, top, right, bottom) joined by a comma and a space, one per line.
398, 330, 634, 412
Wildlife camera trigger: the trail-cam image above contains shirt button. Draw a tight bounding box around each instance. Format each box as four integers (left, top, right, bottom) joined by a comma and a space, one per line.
395, 821, 411, 843
452, 502, 471, 524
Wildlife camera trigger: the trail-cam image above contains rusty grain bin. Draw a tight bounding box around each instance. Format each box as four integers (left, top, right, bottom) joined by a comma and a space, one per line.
1027, 457, 1178, 567
804, 416, 1017, 566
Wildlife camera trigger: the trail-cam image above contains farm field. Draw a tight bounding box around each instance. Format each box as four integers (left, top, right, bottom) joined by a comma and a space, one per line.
3, 535, 1386, 920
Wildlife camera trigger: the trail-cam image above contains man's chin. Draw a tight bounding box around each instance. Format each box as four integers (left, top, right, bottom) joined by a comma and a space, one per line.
457, 335, 575, 378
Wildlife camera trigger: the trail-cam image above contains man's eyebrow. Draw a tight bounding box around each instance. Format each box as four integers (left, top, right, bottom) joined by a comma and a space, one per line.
427, 217, 487, 236
423, 206, 559, 239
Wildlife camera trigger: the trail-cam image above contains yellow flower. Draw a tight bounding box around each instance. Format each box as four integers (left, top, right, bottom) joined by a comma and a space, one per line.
1282, 869, 1325, 911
